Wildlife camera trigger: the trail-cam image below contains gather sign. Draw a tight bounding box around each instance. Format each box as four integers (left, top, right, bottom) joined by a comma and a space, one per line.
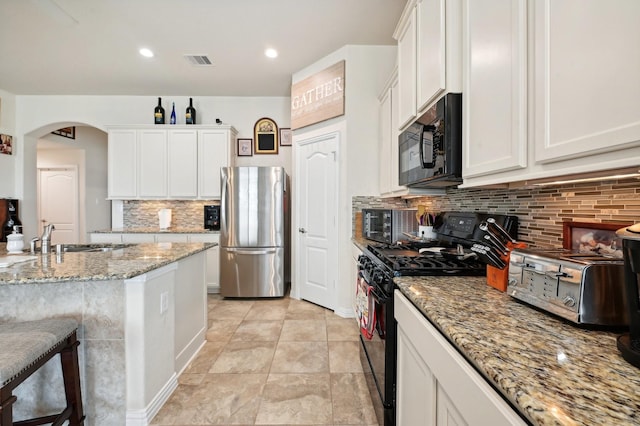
290, 60, 345, 130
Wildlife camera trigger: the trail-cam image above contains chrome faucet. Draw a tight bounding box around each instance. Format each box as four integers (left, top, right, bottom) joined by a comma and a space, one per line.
40, 223, 55, 254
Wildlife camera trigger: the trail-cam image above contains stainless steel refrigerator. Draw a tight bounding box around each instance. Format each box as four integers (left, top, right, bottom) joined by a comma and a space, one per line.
219, 166, 289, 297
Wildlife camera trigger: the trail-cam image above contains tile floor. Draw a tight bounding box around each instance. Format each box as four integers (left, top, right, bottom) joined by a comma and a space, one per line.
151, 294, 378, 426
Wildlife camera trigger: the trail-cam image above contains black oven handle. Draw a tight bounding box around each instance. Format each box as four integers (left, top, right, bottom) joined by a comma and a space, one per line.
358, 270, 390, 304
420, 124, 436, 169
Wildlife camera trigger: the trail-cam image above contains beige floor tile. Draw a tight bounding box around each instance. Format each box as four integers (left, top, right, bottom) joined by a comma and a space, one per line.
286, 298, 329, 320
330, 373, 377, 424
191, 373, 268, 424
271, 341, 329, 373
245, 303, 289, 321
328, 341, 363, 373
206, 319, 242, 342
183, 341, 226, 374
326, 317, 360, 341
211, 299, 255, 319
210, 340, 277, 373
254, 373, 332, 425
280, 319, 327, 341
231, 320, 283, 342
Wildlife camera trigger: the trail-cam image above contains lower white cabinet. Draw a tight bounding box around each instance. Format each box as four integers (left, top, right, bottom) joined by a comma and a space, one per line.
90, 232, 220, 293
394, 290, 526, 426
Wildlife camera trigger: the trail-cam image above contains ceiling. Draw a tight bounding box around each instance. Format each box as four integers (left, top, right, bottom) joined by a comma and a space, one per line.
0, 0, 405, 97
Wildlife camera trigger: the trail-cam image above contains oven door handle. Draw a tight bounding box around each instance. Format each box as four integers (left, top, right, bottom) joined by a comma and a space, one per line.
369, 285, 389, 304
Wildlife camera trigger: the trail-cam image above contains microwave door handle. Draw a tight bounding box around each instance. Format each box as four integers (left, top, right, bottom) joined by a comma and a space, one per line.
421, 125, 436, 168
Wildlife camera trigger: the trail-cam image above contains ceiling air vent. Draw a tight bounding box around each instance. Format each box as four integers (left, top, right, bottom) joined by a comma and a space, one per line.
184, 55, 213, 66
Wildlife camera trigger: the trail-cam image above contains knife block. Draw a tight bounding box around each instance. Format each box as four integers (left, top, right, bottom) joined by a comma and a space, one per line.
486, 241, 527, 292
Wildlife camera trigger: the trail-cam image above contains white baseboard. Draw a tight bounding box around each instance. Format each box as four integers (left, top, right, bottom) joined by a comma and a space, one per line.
126, 373, 178, 426
175, 326, 206, 374
333, 306, 355, 318
207, 285, 220, 294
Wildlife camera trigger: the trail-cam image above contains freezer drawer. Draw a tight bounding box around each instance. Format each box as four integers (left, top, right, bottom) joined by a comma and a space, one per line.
220, 247, 285, 297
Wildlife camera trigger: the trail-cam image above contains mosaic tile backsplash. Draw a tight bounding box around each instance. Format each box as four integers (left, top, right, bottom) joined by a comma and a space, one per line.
353, 178, 640, 248
123, 200, 219, 229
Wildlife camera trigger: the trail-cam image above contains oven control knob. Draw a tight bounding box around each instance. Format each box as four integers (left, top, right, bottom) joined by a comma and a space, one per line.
562, 295, 576, 307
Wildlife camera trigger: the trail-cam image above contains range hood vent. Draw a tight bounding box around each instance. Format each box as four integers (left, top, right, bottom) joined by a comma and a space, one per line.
184, 55, 213, 66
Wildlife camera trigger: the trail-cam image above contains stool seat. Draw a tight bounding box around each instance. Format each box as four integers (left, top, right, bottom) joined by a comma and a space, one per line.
0, 318, 84, 426
0, 319, 78, 387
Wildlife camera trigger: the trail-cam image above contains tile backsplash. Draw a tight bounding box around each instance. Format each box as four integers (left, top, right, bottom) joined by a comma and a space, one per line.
123, 200, 219, 229
353, 178, 640, 248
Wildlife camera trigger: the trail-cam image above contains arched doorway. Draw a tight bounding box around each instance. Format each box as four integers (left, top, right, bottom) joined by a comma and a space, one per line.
24, 123, 110, 243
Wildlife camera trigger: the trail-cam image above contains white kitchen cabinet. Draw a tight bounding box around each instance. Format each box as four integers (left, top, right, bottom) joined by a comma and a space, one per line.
168, 129, 198, 198
394, 0, 462, 131
198, 128, 235, 199
460, 0, 640, 188
107, 129, 137, 198
394, 290, 526, 426
88, 233, 123, 244
532, 0, 640, 164
155, 233, 189, 243
190, 233, 220, 293
108, 125, 236, 200
461, 0, 528, 179
121, 233, 156, 243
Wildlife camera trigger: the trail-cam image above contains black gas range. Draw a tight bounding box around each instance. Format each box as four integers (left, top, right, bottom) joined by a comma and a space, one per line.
357, 211, 517, 426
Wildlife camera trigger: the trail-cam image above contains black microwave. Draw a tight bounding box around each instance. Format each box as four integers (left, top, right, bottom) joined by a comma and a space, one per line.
398, 93, 462, 188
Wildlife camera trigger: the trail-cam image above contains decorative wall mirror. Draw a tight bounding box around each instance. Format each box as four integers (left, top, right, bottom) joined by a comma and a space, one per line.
254, 117, 278, 154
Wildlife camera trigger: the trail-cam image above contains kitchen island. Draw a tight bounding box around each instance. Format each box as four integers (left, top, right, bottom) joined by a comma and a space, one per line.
0, 242, 214, 426
395, 276, 640, 425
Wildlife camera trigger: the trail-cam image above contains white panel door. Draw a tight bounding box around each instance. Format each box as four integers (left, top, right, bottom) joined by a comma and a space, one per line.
296, 132, 338, 310
198, 129, 230, 199
138, 129, 168, 198
38, 167, 79, 244
168, 129, 198, 198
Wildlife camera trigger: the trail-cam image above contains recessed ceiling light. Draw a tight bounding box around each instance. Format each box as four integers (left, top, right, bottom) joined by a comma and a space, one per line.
139, 48, 154, 58
265, 48, 278, 59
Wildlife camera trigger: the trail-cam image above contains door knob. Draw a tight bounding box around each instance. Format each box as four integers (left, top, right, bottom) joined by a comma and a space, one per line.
298, 228, 307, 233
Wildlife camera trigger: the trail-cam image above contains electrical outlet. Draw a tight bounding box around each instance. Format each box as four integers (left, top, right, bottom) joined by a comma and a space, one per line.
160, 292, 169, 314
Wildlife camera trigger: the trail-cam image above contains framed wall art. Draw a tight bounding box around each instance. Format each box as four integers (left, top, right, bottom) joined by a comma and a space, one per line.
562, 221, 631, 258
254, 117, 278, 154
0, 133, 13, 155
279, 128, 291, 146
237, 138, 253, 157
52, 127, 75, 139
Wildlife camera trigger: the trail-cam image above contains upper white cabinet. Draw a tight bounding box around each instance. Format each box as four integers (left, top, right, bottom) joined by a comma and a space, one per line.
107, 129, 137, 198
461, 0, 640, 187
198, 129, 232, 199
532, 0, 640, 164
394, 0, 462, 131
462, 0, 528, 179
108, 125, 236, 200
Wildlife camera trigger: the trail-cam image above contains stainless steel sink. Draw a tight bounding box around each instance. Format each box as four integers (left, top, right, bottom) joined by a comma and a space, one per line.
62, 244, 133, 253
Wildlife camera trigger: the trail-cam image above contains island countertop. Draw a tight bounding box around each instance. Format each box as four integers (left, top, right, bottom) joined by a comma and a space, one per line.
395, 276, 640, 426
0, 242, 215, 284
92, 227, 219, 234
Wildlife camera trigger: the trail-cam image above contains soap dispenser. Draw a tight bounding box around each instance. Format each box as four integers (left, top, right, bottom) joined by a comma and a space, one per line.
6, 225, 24, 254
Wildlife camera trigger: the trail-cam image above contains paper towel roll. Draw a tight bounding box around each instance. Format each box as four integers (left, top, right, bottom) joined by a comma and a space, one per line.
158, 209, 172, 229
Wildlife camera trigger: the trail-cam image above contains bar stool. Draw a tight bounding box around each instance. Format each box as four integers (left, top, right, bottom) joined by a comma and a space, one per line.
0, 318, 84, 426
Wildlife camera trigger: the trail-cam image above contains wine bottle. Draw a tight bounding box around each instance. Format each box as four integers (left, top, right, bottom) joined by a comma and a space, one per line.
170, 102, 176, 124
154, 97, 165, 124
185, 98, 196, 125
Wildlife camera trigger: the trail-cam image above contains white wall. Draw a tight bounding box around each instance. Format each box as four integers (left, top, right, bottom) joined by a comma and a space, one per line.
0, 89, 16, 197
291, 45, 396, 316
11, 95, 291, 240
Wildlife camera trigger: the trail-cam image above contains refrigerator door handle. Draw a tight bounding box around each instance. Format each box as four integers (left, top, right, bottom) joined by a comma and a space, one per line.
226, 248, 277, 255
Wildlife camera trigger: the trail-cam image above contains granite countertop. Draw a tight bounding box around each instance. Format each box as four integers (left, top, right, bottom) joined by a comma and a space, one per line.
0, 242, 215, 284
395, 276, 640, 426
92, 227, 219, 234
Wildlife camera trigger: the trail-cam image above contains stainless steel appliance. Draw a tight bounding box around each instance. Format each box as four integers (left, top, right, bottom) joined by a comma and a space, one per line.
616, 224, 640, 367
362, 208, 417, 244
507, 248, 628, 326
356, 211, 517, 426
398, 93, 462, 188
204, 205, 220, 230
219, 166, 289, 297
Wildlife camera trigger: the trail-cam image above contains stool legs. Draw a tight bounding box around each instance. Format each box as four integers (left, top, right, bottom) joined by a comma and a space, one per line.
0, 331, 85, 426
60, 337, 84, 426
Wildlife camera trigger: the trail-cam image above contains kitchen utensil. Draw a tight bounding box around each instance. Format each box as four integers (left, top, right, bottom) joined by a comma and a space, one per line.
487, 217, 516, 243
470, 244, 506, 269
417, 206, 425, 224
483, 234, 508, 256
440, 244, 477, 261
479, 222, 509, 253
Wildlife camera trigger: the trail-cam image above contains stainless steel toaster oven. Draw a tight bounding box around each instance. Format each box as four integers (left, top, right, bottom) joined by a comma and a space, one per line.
507, 248, 628, 326
362, 208, 417, 244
